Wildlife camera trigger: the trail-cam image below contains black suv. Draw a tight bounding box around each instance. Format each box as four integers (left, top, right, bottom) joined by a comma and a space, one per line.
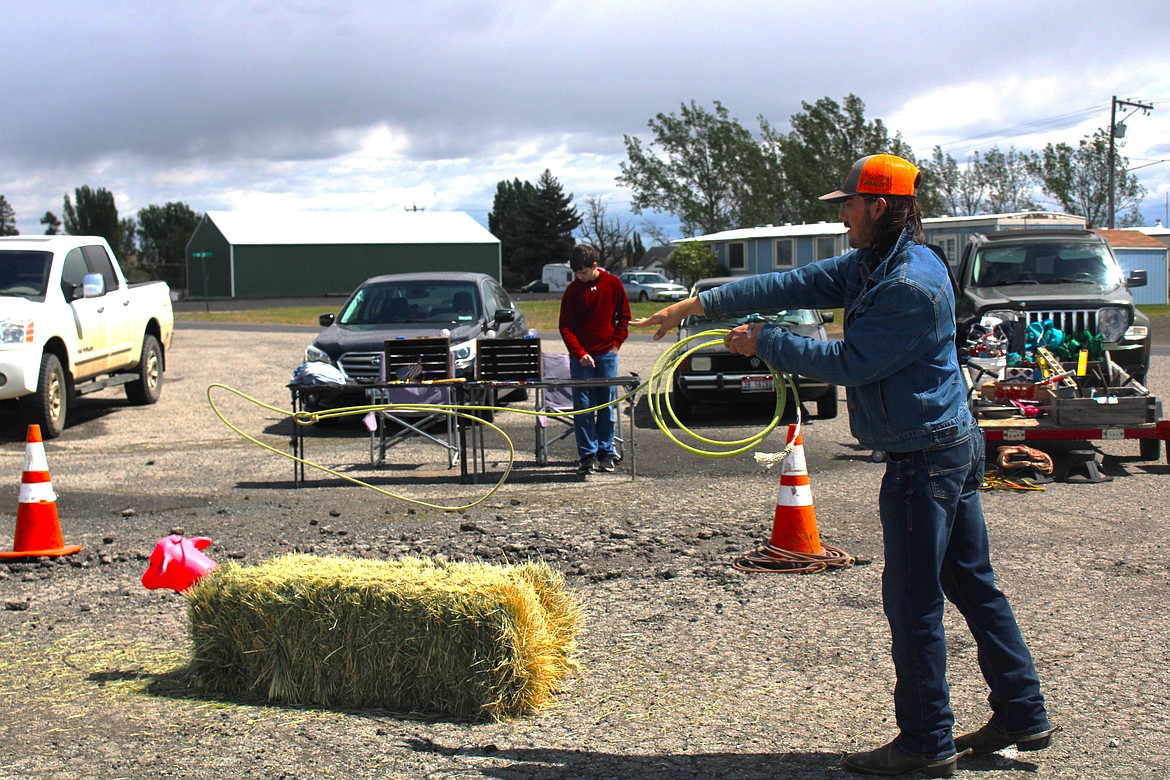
954, 230, 1151, 382
303, 272, 528, 408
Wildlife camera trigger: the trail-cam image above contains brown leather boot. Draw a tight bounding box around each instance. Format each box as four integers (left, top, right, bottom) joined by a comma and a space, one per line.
844, 740, 962, 777
954, 722, 1059, 755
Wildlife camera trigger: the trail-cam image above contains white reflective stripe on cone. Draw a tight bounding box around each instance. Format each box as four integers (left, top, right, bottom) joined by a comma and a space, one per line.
19, 482, 57, 503
783, 447, 807, 475
777, 483, 813, 507
23, 443, 49, 473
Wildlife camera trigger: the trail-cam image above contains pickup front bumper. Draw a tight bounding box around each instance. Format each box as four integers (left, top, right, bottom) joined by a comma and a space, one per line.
0, 349, 42, 400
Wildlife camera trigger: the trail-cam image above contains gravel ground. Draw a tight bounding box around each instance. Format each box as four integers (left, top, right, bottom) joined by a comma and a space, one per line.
0, 322, 1168, 779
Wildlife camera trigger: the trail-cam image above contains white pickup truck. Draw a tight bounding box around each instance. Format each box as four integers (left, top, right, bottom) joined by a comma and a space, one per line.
0, 235, 174, 438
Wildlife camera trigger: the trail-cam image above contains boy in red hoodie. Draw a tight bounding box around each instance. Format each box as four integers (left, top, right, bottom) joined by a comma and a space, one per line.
558, 244, 631, 473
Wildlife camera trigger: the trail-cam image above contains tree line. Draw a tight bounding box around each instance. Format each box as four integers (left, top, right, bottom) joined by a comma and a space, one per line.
617, 95, 1146, 236
486, 169, 651, 289
489, 94, 1147, 290
0, 186, 199, 289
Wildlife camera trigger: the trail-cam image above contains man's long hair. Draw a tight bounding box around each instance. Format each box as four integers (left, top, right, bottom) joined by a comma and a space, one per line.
870, 195, 924, 256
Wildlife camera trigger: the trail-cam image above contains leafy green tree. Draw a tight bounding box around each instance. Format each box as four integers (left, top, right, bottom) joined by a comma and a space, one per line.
530, 169, 581, 263
0, 196, 17, 235
922, 147, 986, 217
626, 232, 646, 266
40, 211, 61, 235
137, 201, 200, 288
766, 94, 919, 224
62, 186, 124, 255
666, 241, 719, 288
1031, 129, 1145, 228
618, 100, 770, 236
980, 146, 1038, 213
489, 177, 537, 287
120, 217, 138, 256
488, 170, 580, 288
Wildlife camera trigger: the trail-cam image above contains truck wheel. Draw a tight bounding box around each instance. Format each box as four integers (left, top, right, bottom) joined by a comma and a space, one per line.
126, 334, 163, 405
815, 386, 839, 419
20, 353, 68, 439
669, 386, 693, 422
1139, 437, 1161, 461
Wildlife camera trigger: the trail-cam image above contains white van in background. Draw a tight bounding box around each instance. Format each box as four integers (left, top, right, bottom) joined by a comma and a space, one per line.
541, 262, 574, 292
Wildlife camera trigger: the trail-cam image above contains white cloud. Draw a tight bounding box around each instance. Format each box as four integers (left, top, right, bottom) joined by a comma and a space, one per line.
3, 0, 1170, 234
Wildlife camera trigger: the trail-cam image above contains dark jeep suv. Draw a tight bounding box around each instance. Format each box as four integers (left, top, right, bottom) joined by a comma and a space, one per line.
954, 229, 1151, 382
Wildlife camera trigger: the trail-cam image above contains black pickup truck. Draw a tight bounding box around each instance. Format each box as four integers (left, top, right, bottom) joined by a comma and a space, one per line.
953, 229, 1151, 383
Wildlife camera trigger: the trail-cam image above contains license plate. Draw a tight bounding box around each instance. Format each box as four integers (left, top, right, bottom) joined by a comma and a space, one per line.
741, 375, 774, 393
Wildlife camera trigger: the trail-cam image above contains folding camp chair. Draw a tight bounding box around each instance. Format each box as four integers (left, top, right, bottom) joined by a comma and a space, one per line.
366, 385, 460, 468
534, 353, 624, 466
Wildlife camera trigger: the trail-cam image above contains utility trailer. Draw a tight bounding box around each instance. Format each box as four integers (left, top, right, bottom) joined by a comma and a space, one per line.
966, 348, 1170, 468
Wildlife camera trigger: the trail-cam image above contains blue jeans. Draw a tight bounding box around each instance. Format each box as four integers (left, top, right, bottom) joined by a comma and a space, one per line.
880, 428, 1049, 759
569, 351, 618, 460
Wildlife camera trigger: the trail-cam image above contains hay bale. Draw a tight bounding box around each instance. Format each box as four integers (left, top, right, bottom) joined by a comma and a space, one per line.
185, 553, 582, 720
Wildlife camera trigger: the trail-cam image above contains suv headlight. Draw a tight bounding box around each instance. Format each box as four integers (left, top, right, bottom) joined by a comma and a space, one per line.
1, 319, 34, 344
983, 309, 1020, 325
451, 338, 477, 369
1095, 307, 1129, 342
304, 344, 334, 364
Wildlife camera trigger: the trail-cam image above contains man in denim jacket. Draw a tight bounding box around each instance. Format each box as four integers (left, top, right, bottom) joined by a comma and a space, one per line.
634, 155, 1054, 777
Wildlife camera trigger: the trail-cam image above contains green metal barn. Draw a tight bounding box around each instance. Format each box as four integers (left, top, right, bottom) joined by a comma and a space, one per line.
184, 210, 501, 298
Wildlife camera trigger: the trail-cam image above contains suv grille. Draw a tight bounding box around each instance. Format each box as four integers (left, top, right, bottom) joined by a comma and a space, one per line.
1019, 308, 1096, 335
339, 351, 382, 383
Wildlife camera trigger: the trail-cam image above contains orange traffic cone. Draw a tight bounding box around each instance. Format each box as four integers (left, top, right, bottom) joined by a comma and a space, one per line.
765, 425, 823, 554
0, 425, 81, 559
734, 424, 853, 573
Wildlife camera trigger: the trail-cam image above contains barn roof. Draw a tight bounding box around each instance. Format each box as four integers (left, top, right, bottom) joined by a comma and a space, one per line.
204, 210, 498, 246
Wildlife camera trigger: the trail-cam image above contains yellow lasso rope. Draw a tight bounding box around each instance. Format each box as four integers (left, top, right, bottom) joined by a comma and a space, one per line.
980, 470, 1048, 491
644, 329, 798, 459
207, 329, 800, 510
207, 383, 514, 512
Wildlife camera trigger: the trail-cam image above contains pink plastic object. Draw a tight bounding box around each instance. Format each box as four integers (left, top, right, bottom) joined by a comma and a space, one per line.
142, 534, 219, 592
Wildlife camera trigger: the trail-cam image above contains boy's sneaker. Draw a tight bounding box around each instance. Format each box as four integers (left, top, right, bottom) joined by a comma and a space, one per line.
598, 454, 616, 473
577, 457, 597, 474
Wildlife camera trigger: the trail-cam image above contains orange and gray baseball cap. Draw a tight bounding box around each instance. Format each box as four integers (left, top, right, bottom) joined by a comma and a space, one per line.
819, 154, 920, 203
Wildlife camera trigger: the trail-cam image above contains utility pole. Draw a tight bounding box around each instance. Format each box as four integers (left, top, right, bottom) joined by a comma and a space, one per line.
1108, 96, 1154, 229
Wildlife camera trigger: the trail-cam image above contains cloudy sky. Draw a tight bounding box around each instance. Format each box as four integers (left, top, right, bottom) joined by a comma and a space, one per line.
4, 0, 1170, 238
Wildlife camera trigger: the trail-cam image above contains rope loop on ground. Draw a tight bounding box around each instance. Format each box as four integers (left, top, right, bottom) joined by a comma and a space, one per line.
732, 543, 856, 574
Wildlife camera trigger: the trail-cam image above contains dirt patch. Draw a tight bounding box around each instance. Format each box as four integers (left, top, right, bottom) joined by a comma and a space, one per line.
1, 327, 1169, 779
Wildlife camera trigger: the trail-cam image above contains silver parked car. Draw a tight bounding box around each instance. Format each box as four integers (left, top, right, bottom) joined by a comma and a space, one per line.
671, 276, 838, 420
619, 271, 688, 302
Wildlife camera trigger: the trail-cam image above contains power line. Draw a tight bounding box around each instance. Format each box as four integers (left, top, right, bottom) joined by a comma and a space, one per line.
925, 95, 1170, 158
931, 104, 1107, 153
